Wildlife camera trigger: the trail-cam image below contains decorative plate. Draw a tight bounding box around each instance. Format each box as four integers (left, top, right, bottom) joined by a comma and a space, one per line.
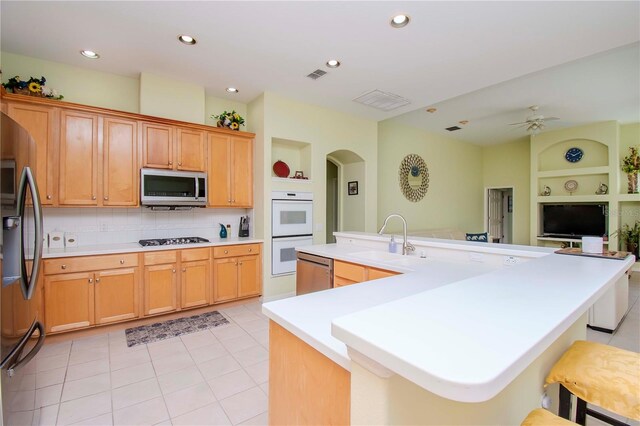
399, 154, 430, 202
564, 179, 578, 193
273, 160, 290, 178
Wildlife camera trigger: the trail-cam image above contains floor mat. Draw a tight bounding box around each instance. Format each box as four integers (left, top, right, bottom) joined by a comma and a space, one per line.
125, 311, 229, 346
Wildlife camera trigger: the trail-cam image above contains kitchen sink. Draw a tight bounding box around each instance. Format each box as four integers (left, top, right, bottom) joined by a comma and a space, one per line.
350, 250, 402, 261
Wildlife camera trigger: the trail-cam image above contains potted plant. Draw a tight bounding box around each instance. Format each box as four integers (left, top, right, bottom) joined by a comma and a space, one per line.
2, 75, 64, 99
613, 220, 640, 258
212, 110, 245, 131
621, 145, 639, 194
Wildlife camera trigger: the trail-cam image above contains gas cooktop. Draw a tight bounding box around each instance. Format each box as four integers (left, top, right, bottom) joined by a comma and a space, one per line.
138, 237, 210, 247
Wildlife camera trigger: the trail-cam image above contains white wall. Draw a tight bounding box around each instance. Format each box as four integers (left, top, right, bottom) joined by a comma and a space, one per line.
139, 72, 205, 124
342, 161, 366, 232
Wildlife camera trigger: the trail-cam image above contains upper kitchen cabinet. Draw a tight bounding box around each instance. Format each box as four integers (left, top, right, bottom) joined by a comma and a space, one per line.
142, 122, 206, 172
59, 110, 99, 205
102, 117, 138, 206
208, 133, 253, 208
5, 102, 59, 205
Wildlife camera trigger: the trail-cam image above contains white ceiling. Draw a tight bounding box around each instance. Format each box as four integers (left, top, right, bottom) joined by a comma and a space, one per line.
1, 1, 639, 145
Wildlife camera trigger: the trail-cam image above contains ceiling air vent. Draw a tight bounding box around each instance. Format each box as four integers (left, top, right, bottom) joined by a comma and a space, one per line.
306, 69, 327, 80
446, 126, 462, 132
353, 89, 410, 111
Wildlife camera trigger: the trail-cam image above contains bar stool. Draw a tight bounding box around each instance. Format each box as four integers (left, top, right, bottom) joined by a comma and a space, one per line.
521, 408, 575, 426
545, 340, 640, 426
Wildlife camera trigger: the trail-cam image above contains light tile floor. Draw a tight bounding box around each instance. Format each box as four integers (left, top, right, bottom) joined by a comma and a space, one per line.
8, 276, 640, 426
9, 302, 269, 426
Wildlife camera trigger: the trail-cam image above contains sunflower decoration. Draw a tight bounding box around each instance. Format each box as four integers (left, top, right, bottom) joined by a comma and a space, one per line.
212, 110, 245, 131
2, 75, 63, 100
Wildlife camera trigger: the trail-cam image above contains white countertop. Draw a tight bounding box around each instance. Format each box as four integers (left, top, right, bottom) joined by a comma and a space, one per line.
262, 234, 634, 403
42, 237, 263, 258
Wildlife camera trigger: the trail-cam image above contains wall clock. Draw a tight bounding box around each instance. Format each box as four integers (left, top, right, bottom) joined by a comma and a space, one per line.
565, 147, 583, 163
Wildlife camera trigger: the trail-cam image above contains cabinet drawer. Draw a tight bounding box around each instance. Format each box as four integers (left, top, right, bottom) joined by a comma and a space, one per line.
181, 248, 210, 262
334, 261, 366, 283
334, 276, 358, 287
144, 250, 178, 265
44, 253, 138, 275
213, 244, 261, 258
368, 267, 400, 281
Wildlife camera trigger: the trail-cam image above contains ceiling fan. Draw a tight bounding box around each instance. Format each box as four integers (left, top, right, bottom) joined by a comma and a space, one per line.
509, 105, 559, 134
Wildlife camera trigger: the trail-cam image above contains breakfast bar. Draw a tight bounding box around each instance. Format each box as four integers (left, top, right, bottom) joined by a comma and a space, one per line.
262, 232, 634, 425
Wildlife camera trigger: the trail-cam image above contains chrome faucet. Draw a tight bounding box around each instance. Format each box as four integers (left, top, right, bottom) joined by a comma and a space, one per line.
378, 214, 415, 255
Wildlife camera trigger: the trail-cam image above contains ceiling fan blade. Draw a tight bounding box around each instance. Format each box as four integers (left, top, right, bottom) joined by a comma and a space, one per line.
508, 121, 530, 126
543, 117, 560, 121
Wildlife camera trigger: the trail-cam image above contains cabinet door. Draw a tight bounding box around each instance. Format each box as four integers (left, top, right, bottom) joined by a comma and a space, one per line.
213, 258, 238, 302
94, 268, 139, 325
238, 255, 261, 298
207, 134, 231, 207
176, 128, 206, 172
59, 110, 99, 205
367, 267, 399, 281
231, 137, 253, 207
142, 122, 173, 169
103, 117, 138, 206
44, 272, 94, 333
6, 103, 58, 205
143, 263, 178, 315
181, 260, 210, 309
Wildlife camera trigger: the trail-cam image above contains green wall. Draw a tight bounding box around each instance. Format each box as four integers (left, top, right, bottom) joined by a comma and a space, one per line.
1, 51, 140, 112
377, 120, 484, 234
482, 137, 531, 245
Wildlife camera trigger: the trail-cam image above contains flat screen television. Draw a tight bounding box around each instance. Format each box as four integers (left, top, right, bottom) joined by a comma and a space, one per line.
542, 204, 607, 238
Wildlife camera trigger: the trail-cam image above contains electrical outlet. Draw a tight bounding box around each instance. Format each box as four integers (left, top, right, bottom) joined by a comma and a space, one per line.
503, 256, 518, 266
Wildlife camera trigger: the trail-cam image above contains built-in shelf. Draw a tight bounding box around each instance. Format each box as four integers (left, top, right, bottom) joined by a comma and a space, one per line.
271, 177, 313, 184
536, 195, 611, 203
617, 194, 640, 202
271, 137, 312, 180
537, 166, 610, 178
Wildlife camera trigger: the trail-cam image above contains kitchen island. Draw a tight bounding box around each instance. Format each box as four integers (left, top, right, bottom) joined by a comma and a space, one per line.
262, 232, 634, 425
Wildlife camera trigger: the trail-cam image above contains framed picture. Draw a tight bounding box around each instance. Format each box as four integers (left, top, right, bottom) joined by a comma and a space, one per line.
348, 181, 358, 196
294, 170, 304, 178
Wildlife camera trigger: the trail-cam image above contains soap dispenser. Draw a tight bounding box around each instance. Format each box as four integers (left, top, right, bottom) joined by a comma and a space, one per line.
219, 223, 227, 238
389, 235, 397, 253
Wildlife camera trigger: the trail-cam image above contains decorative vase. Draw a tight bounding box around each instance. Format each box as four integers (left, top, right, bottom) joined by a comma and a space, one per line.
627, 173, 639, 194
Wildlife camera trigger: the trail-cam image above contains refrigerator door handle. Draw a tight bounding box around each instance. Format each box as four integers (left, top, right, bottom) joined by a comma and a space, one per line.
16, 166, 44, 300
0, 320, 45, 376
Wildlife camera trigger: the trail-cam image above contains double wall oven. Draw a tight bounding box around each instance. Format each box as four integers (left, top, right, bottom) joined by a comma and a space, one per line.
1, 113, 46, 424
271, 191, 313, 275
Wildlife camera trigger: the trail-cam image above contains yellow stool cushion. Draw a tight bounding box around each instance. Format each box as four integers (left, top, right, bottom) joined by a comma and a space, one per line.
521, 408, 575, 426
545, 340, 640, 420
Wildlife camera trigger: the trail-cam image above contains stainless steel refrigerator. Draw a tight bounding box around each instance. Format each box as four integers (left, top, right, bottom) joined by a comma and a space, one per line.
0, 111, 45, 424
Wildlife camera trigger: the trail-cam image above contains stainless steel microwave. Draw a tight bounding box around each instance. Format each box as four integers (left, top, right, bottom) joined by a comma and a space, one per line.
140, 168, 207, 207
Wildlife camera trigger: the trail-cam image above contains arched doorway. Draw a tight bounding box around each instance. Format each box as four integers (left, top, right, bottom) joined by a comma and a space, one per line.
326, 150, 365, 241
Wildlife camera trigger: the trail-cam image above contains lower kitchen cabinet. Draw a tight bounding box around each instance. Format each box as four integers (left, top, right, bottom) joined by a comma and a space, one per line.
213, 244, 262, 303
181, 260, 210, 309
44, 272, 95, 333
94, 268, 139, 325
143, 263, 178, 315
333, 260, 399, 287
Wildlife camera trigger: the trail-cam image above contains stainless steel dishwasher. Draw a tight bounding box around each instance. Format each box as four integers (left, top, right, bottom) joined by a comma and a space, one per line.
296, 252, 333, 295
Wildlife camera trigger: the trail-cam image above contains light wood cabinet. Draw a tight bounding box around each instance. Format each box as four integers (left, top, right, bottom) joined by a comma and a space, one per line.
142, 122, 173, 169
208, 134, 253, 207
94, 268, 139, 325
212, 244, 262, 302
181, 260, 211, 309
334, 260, 400, 287
5, 102, 59, 205
143, 263, 178, 315
176, 127, 206, 171
44, 272, 95, 333
59, 110, 99, 205
142, 123, 206, 172
102, 117, 138, 206
43, 255, 140, 333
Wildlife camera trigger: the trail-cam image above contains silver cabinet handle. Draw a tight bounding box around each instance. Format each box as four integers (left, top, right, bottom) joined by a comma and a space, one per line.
16, 167, 43, 300
46, 195, 52, 200
92, 196, 96, 200
227, 199, 231, 203
224, 250, 228, 254
248, 248, 252, 252
232, 199, 235, 203
169, 161, 173, 165
178, 162, 182, 166
88, 278, 93, 284
172, 269, 176, 273
104, 196, 109, 201
95, 278, 100, 283
61, 265, 67, 270
239, 262, 243, 266
120, 259, 125, 264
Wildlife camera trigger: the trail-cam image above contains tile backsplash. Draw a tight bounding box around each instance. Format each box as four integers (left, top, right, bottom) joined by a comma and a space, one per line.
42, 207, 253, 246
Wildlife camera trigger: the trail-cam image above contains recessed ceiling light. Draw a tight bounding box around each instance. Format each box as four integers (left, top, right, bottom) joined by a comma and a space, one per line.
390, 14, 410, 28
80, 50, 100, 59
178, 34, 196, 45
226, 87, 239, 93
326, 59, 341, 68
459, 120, 469, 125
426, 108, 437, 113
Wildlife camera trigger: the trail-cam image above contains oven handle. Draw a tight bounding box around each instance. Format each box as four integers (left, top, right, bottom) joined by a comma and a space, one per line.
195, 176, 199, 200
